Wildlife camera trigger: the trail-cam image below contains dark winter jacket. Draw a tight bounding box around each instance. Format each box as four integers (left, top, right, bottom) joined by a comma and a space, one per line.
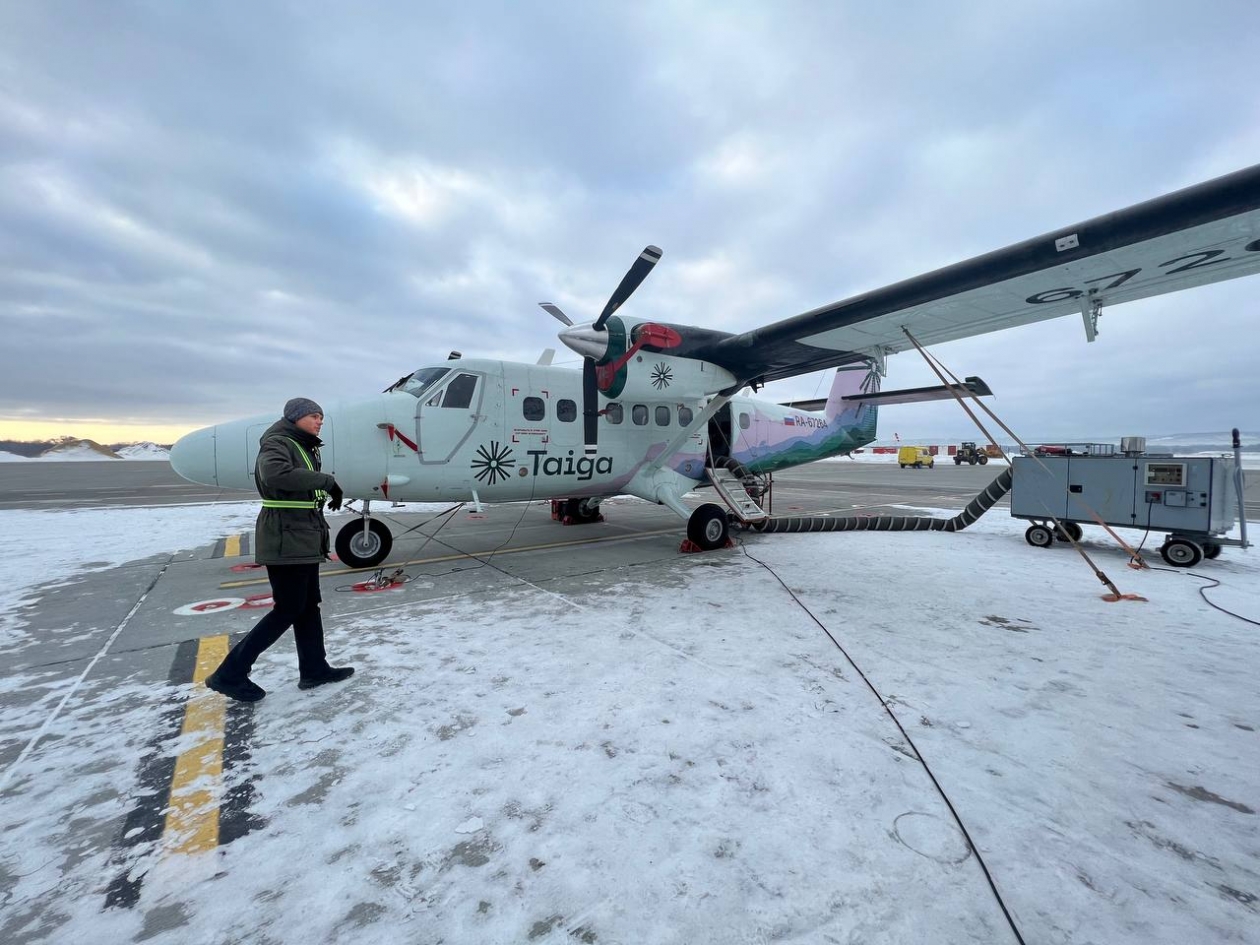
253, 419, 338, 566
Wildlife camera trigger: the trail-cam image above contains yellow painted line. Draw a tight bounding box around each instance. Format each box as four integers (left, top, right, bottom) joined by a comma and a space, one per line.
223, 534, 242, 558
164, 635, 228, 856
218, 526, 684, 589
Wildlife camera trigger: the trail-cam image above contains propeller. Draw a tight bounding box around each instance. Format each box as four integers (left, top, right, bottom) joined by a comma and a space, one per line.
539, 302, 572, 326
594, 245, 662, 330
543, 246, 663, 455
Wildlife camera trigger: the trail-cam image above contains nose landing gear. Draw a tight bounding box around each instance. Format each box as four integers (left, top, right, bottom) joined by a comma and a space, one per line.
335, 502, 394, 568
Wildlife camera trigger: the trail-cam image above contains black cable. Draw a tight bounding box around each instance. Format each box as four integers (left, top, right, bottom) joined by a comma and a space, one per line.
738, 539, 1028, 945
1149, 566, 1260, 627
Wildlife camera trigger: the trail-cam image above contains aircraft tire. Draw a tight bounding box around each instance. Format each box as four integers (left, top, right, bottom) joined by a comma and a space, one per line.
335, 518, 393, 568
687, 503, 729, 550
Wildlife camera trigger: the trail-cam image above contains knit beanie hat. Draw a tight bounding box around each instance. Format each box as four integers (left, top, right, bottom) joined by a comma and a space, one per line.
283, 397, 323, 422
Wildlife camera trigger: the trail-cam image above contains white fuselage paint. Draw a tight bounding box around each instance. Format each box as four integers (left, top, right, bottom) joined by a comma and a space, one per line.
169, 357, 879, 521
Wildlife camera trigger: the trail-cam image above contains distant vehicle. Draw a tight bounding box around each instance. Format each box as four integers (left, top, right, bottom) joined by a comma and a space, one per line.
954, 441, 991, 465
898, 446, 935, 469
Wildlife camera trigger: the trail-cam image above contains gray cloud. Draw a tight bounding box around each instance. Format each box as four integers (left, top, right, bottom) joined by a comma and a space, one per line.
1, 0, 1258, 437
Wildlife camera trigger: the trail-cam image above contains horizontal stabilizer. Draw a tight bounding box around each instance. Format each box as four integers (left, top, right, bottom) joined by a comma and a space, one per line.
780, 376, 993, 411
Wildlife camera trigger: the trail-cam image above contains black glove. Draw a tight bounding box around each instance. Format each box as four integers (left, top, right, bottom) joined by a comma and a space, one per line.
326, 481, 344, 512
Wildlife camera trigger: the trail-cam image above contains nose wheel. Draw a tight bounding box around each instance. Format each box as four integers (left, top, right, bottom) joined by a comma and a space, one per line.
335, 517, 393, 568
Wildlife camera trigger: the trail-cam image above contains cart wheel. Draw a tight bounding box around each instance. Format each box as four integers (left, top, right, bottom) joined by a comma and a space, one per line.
1160, 538, 1204, 568
1024, 524, 1054, 549
1202, 543, 1222, 560
1054, 522, 1083, 543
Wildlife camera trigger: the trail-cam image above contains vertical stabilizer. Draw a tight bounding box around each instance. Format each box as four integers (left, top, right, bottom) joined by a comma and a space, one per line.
824, 363, 880, 442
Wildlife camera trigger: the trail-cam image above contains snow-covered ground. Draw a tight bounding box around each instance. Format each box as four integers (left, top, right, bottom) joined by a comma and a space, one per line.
0, 500, 1257, 943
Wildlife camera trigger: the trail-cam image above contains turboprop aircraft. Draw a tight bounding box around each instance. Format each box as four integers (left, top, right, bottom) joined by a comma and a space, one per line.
170, 163, 1260, 567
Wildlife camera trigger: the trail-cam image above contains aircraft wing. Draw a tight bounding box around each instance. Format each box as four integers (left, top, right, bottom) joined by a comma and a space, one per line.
694, 164, 1260, 385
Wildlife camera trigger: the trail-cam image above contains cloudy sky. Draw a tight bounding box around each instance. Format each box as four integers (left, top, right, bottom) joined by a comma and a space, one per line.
2, 1, 1258, 444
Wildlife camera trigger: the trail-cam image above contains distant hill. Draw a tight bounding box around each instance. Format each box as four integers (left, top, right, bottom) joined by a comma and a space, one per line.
114, 442, 171, 460
0, 437, 174, 461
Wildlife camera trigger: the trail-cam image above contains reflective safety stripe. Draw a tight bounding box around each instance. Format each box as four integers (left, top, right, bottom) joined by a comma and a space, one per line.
258, 438, 327, 509
282, 441, 327, 504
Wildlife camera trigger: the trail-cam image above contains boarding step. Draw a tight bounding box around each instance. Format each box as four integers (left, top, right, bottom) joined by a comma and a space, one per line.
706, 467, 769, 523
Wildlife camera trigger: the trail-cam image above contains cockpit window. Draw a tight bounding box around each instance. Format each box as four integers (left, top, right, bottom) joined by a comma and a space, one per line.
393, 367, 450, 398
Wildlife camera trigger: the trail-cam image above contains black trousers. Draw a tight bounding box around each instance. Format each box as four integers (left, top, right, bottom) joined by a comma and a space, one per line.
219, 563, 330, 679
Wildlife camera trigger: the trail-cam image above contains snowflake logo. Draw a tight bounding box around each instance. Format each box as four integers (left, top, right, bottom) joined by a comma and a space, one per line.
471, 441, 515, 485
650, 362, 673, 390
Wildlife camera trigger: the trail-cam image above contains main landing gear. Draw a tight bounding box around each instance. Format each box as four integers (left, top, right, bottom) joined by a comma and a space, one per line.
685, 503, 731, 551
335, 501, 393, 568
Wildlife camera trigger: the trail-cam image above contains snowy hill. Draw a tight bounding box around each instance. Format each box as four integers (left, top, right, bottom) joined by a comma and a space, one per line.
39, 438, 119, 460
114, 442, 170, 461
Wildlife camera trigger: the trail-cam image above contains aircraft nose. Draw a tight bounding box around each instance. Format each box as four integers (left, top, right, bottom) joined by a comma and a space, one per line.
170, 425, 218, 486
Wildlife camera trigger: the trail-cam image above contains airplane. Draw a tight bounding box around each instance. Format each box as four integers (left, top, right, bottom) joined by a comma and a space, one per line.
170, 163, 1260, 567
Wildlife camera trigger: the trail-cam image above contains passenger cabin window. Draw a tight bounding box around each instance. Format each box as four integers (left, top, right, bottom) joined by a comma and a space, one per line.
604, 403, 623, 424
738, 412, 751, 430
655, 406, 671, 426
523, 396, 545, 421
557, 399, 577, 422
441, 373, 479, 409
631, 405, 648, 426
678, 406, 693, 426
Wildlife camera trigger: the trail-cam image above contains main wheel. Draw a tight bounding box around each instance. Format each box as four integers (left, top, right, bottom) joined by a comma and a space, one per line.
687, 503, 730, 551
335, 518, 393, 568
954, 458, 962, 465
978, 455, 989, 465
1203, 542, 1223, 559
968, 456, 977, 465
900, 463, 906, 468
1160, 538, 1204, 568
1024, 524, 1054, 549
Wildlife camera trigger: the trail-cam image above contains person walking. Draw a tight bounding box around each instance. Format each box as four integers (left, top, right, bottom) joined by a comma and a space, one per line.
206, 397, 354, 702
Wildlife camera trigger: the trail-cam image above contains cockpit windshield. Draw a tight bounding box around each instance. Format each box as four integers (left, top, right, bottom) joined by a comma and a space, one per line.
389, 367, 451, 398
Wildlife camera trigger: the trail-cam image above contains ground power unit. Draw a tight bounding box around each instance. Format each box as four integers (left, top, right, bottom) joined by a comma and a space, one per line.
1010, 438, 1248, 567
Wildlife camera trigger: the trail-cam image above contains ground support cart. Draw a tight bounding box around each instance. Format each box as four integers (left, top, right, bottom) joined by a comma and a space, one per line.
1010, 452, 1248, 567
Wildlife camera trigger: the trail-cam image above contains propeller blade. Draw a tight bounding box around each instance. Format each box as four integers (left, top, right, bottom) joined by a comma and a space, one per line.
582, 359, 599, 454
539, 302, 572, 326
593, 245, 662, 330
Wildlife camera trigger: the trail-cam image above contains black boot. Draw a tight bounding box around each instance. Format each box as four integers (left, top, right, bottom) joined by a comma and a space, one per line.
206, 669, 266, 703
298, 666, 355, 690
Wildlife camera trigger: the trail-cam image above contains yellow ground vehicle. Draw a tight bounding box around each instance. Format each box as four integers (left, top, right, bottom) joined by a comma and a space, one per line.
897, 446, 935, 469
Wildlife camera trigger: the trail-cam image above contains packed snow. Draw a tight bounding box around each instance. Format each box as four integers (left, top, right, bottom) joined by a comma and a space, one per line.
0, 498, 1257, 944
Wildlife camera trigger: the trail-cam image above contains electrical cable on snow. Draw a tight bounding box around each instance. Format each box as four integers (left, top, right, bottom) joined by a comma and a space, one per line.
0, 560, 171, 794
1149, 567, 1260, 627
737, 539, 1028, 945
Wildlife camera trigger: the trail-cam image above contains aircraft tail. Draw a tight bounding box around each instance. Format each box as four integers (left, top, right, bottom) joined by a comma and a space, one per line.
824, 364, 880, 443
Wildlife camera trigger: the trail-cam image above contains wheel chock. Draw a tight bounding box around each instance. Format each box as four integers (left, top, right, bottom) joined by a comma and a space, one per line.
678, 538, 735, 553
